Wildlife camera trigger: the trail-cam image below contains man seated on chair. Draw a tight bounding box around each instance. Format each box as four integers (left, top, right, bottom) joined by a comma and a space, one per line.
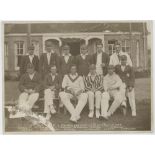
101, 65, 124, 120
13, 63, 41, 117
59, 64, 88, 123
83, 64, 104, 118
115, 55, 136, 116
44, 65, 61, 120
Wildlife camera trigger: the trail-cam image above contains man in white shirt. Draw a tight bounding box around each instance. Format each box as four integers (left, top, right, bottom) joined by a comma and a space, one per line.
59, 64, 88, 123
101, 65, 124, 120
109, 42, 132, 67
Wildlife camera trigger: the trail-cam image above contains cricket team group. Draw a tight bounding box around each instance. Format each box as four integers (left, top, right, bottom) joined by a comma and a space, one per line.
14, 40, 136, 123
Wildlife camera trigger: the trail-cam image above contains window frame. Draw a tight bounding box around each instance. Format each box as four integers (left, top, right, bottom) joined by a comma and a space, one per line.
14, 41, 25, 70
4, 42, 9, 70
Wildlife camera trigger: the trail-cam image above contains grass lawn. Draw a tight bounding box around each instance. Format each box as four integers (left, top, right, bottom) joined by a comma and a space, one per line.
4, 78, 151, 133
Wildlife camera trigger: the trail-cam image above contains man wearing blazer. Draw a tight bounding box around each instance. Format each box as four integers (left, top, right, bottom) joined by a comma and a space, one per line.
39, 41, 59, 79
59, 44, 75, 78
92, 41, 110, 76
44, 65, 61, 120
17, 63, 41, 114
20, 45, 39, 76
75, 44, 92, 76
115, 55, 136, 116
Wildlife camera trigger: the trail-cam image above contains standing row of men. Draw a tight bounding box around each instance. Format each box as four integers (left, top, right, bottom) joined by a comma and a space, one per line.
20, 41, 110, 78
15, 40, 136, 123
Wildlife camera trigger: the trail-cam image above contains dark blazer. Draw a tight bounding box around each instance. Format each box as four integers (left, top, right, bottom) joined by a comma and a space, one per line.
44, 73, 61, 97
59, 55, 75, 76
115, 65, 135, 88
39, 53, 59, 79
92, 52, 110, 76
75, 55, 92, 76
19, 72, 41, 92
20, 55, 39, 75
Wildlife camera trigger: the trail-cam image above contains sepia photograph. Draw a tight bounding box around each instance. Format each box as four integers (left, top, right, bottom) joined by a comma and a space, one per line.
3, 21, 152, 133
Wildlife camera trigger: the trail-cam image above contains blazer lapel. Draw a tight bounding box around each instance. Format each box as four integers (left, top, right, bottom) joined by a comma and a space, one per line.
32, 55, 36, 64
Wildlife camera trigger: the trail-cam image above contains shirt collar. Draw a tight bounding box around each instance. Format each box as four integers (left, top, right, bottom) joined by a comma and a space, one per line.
29, 54, 34, 57
97, 51, 102, 55
28, 72, 35, 76
50, 73, 57, 76
70, 73, 78, 77
62, 53, 71, 57
88, 73, 97, 76
81, 53, 88, 56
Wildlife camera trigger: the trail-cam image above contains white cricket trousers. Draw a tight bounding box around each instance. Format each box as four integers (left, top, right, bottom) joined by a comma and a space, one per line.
18, 92, 39, 111
44, 89, 55, 113
101, 90, 123, 117
120, 83, 136, 114
87, 91, 102, 110
59, 92, 88, 118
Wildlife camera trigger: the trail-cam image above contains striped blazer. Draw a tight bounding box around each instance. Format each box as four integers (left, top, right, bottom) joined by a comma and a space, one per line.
83, 74, 104, 92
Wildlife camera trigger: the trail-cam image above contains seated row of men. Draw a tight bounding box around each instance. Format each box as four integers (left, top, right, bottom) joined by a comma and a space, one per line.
16, 53, 136, 123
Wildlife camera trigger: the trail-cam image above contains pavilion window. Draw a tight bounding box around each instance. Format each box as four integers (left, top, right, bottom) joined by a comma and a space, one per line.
108, 40, 116, 55
136, 40, 140, 67
14, 41, 25, 70
4, 42, 9, 70
122, 40, 131, 55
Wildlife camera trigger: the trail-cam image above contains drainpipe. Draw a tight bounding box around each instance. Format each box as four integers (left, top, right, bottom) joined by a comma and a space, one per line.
27, 24, 31, 48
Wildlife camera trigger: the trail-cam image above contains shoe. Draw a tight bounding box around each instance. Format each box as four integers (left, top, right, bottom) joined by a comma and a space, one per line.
132, 111, 136, 117
76, 115, 81, 121
10, 111, 26, 118
70, 115, 77, 123
99, 115, 109, 121
88, 111, 94, 118
46, 113, 51, 121
50, 106, 56, 114
95, 110, 100, 118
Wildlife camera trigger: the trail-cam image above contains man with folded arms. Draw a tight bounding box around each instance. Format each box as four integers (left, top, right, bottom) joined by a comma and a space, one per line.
44, 65, 61, 120
84, 64, 104, 118
59, 64, 88, 123
11, 63, 41, 118
101, 65, 124, 120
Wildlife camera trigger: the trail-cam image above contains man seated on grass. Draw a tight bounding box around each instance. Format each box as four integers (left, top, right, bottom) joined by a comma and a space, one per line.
100, 65, 124, 120
83, 64, 104, 118
59, 64, 88, 123
115, 55, 136, 116
44, 65, 61, 120
11, 63, 41, 118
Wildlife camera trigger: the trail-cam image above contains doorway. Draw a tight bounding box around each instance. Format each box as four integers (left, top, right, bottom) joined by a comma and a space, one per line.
68, 42, 80, 56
